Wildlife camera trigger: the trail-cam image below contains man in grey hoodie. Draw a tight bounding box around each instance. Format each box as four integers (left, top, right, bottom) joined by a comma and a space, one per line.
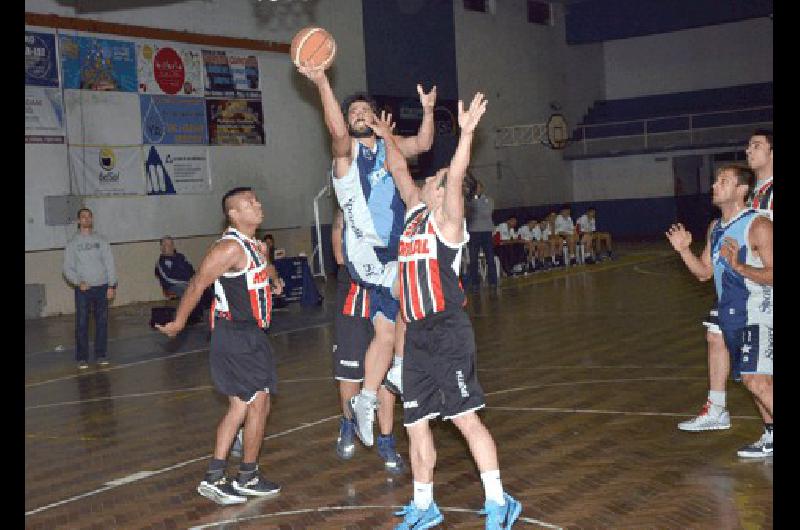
63, 207, 117, 369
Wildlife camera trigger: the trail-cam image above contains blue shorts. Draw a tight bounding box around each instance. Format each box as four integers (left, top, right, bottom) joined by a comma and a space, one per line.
721, 323, 773, 381
366, 284, 399, 323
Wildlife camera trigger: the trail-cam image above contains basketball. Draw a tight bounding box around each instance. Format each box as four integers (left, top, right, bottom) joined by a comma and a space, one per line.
290, 27, 336, 70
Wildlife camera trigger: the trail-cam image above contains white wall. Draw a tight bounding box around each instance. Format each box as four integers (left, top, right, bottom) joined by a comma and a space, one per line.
603, 17, 773, 100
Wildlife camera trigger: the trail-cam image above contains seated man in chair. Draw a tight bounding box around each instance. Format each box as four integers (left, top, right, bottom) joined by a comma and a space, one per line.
155, 236, 210, 323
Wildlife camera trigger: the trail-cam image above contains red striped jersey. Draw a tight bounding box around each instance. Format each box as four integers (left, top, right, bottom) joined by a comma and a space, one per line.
343, 280, 370, 318
398, 204, 469, 322
210, 228, 272, 329
748, 177, 773, 219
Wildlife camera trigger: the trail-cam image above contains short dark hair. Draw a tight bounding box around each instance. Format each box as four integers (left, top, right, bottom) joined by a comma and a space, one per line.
222, 187, 253, 221
77, 207, 92, 217
718, 163, 755, 195
751, 128, 773, 150
341, 92, 378, 116
587, 206, 596, 213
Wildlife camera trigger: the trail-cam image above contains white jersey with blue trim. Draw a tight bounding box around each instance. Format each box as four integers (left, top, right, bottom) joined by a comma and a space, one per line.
332, 138, 405, 290
710, 208, 772, 330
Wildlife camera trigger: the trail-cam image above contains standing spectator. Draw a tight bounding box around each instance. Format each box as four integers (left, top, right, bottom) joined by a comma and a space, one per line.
465, 180, 498, 291
63, 207, 117, 369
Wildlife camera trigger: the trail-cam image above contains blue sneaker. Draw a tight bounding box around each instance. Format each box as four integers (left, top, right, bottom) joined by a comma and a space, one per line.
336, 417, 356, 460
394, 500, 443, 529
480, 493, 522, 529
376, 434, 405, 474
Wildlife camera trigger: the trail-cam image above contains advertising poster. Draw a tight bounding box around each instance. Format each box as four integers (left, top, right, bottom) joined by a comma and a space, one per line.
202, 50, 260, 99
25, 31, 59, 87
137, 42, 203, 96
206, 98, 265, 145
25, 86, 65, 144
59, 34, 137, 92
65, 90, 142, 145
143, 145, 210, 195
69, 145, 145, 196
140, 94, 208, 145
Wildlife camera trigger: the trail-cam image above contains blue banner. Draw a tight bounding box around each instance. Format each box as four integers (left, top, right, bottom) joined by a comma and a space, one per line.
140, 94, 208, 145
25, 31, 59, 87
59, 35, 137, 92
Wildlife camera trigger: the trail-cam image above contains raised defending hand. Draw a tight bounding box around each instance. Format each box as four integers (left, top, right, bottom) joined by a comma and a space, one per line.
458, 92, 488, 135
297, 61, 327, 84
369, 110, 396, 139
665, 223, 692, 252
155, 320, 184, 338
719, 236, 742, 272
418, 84, 437, 110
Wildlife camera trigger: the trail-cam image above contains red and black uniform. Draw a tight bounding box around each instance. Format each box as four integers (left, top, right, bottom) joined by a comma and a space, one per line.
333, 264, 373, 381
398, 204, 485, 426
749, 177, 773, 216
209, 228, 277, 403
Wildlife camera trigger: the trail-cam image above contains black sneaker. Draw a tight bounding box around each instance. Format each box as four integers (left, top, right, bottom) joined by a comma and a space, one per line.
737, 430, 773, 458
232, 471, 281, 496
197, 476, 247, 505
77, 361, 89, 370
97, 357, 110, 366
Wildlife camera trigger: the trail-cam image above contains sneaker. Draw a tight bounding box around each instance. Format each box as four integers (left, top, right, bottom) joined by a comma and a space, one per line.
348, 393, 378, 447
385, 363, 403, 396
232, 470, 281, 496
77, 361, 89, 370
197, 475, 247, 505
394, 500, 443, 529
97, 357, 110, 366
480, 493, 522, 529
737, 430, 773, 458
336, 417, 356, 460
230, 429, 244, 458
678, 401, 731, 432
377, 434, 405, 474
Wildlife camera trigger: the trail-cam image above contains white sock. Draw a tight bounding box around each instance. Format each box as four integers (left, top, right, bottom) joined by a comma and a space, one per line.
393, 355, 403, 369
708, 391, 726, 409
480, 470, 505, 505
361, 388, 377, 399
413, 481, 433, 510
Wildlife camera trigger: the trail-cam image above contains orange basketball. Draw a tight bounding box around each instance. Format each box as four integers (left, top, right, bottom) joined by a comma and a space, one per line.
290, 27, 336, 70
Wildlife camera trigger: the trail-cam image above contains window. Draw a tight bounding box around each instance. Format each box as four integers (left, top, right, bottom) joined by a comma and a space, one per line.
464, 0, 487, 13
527, 0, 552, 25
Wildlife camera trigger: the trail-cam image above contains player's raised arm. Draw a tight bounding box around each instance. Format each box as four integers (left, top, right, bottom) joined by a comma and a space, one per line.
666, 221, 714, 282
297, 65, 351, 163
370, 111, 421, 208
442, 92, 488, 229
395, 84, 437, 157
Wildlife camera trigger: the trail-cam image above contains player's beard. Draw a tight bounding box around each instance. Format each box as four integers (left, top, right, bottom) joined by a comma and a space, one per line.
348, 122, 373, 138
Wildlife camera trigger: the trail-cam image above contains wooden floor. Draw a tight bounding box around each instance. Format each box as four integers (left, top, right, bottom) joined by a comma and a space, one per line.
25, 243, 773, 529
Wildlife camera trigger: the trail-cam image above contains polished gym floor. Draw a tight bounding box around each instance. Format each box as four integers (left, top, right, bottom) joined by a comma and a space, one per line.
25, 242, 773, 529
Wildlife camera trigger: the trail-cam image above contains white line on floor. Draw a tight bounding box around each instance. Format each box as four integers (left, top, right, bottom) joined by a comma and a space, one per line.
486, 405, 760, 420
485, 376, 707, 397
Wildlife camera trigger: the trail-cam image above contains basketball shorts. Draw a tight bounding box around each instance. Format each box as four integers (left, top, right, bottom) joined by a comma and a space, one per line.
333, 265, 373, 381
702, 304, 721, 334
366, 284, 399, 324
402, 310, 486, 426
209, 319, 277, 403
721, 323, 773, 381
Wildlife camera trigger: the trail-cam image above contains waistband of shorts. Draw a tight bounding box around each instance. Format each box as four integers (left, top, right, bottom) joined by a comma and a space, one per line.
213, 317, 262, 331
407, 309, 468, 328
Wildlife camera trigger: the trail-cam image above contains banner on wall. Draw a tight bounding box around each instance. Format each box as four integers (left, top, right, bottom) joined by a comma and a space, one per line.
206, 98, 265, 145
143, 145, 210, 195
69, 145, 144, 196
59, 35, 137, 92
65, 90, 142, 145
137, 42, 203, 96
25, 86, 65, 144
25, 31, 59, 87
202, 50, 260, 99
140, 94, 208, 145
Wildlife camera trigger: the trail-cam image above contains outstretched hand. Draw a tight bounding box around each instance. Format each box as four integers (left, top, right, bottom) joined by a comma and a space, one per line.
458, 92, 488, 135
369, 110, 396, 139
418, 84, 437, 110
665, 223, 692, 252
297, 61, 327, 84
155, 320, 184, 338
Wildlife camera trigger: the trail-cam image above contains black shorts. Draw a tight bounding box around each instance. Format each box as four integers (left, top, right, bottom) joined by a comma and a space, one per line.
333, 265, 373, 381
210, 319, 277, 403
403, 310, 485, 426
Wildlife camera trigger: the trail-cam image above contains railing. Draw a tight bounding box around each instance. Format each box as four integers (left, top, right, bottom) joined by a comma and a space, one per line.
310, 181, 330, 280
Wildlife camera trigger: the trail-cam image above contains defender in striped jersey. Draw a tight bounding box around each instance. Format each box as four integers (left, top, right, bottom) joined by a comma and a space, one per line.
372, 94, 522, 529
157, 188, 282, 504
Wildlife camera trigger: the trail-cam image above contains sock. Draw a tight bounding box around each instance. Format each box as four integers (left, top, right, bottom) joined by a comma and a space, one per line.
361, 388, 377, 403
205, 458, 227, 480
764, 423, 773, 434
480, 470, 505, 505
708, 391, 726, 410
393, 355, 403, 368
413, 481, 433, 510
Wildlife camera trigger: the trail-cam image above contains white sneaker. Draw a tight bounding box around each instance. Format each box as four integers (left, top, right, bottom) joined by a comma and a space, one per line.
678, 401, 731, 432
737, 429, 773, 458
348, 392, 377, 447
385, 363, 403, 396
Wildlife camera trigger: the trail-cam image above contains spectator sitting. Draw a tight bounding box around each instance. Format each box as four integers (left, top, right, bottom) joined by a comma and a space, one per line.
518, 219, 553, 270
553, 206, 593, 265
493, 216, 528, 275
576, 207, 613, 260
155, 236, 210, 323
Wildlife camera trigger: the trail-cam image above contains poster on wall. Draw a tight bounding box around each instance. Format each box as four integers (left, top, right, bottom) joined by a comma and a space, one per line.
25, 86, 65, 144
69, 145, 144, 196
137, 42, 203, 96
25, 31, 59, 87
65, 90, 142, 145
140, 94, 208, 145
202, 50, 260, 99
206, 98, 265, 145
59, 34, 137, 92
143, 145, 210, 195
